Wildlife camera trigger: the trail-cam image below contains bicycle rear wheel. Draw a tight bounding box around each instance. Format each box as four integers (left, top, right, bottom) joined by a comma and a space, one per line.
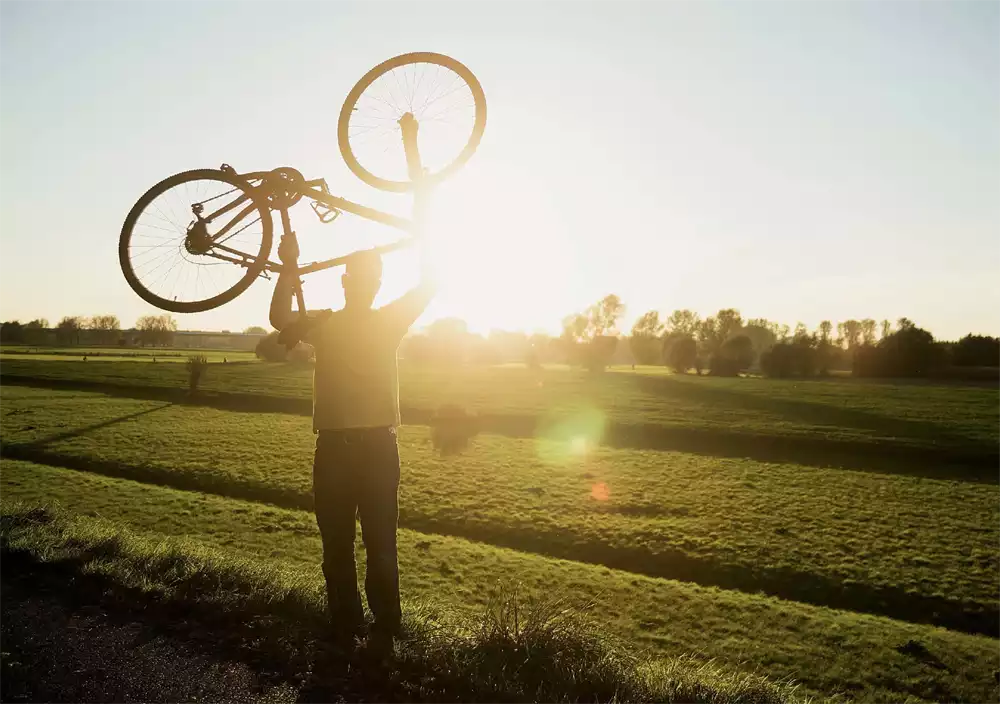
119, 169, 273, 313
338, 52, 487, 193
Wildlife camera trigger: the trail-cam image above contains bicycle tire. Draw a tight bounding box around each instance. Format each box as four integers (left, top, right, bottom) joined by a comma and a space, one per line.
119, 169, 273, 313
338, 52, 487, 193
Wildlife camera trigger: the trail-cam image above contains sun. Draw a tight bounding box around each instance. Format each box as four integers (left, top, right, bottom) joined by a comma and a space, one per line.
413, 163, 572, 335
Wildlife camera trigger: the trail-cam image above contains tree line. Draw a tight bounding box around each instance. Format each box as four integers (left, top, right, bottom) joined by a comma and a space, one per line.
1, 315, 180, 347
3, 299, 997, 378
398, 295, 997, 379
0, 316, 277, 348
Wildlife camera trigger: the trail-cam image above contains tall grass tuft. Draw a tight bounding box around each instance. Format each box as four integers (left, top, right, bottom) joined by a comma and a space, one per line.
185, 354, 208, 394
1, 501, 806, 704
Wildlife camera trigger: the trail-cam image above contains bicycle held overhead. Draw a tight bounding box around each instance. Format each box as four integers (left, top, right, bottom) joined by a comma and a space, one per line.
118, 52, 487, 315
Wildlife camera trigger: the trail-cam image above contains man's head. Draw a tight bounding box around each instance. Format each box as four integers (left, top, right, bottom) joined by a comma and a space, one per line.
342, 250, 383, 309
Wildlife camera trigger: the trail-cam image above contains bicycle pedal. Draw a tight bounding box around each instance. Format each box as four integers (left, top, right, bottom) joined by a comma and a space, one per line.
311, 200, 341, 223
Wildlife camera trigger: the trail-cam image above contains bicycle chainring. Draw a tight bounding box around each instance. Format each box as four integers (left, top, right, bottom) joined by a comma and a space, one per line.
265, 167, 305, 210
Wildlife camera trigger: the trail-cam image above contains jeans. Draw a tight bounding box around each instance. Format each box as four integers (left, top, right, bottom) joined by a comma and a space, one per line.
313, 427, 401, 632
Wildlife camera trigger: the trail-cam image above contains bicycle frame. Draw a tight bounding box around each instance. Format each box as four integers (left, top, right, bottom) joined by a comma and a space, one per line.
200, 171, 419, 275
199, 119, 429, 316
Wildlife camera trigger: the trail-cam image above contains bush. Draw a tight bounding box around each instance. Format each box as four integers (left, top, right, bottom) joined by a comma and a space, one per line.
760, 340, 817, 378
255, 332, 287, 362
663, 334, 697, 373
629, 335, 662, 366
710, 335, 754, 377
185, 355, 208, 394
854, 324, 944, 378
951, 334, 1000, 367
255, 331, 313, 364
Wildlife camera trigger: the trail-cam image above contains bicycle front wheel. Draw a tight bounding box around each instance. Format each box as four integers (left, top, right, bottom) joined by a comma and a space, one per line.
119, 169, 273, 313
338, 52, 487, 193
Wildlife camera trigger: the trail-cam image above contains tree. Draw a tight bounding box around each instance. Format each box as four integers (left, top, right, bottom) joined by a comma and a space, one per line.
663, 333, 697, 373
880, 319, 892, 340
695, 309, 743, 358
715, 309, 743, 342
56, 316, 85, 346
854, 321, 942, 378
760, 333, 818, 378
244, 326, 268, 335
951, 334, 1000, 367
560, 295, 625, 372
697, 316, 718, 353
836, 319, 862, 350
710, 334, 754, 376
89, 314, 121, 345
817, 321, 833, 344
629, 310, 664, 365
525, 332, 552, 369
665, 309, 701, 337
23, 318, 49, 344
860, 319, 877, 346
741, 319, 777, 360
588, 295, 625, 336
816, 320, 834, 374
487, 329, 530, 364
136, 314, 177, 347
0, 320, 24, 343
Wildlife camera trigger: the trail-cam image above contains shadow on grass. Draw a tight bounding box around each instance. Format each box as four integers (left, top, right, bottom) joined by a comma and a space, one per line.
3, 375, 996, 484
2, 443, 995, 638
1, 507, 797, 704
16, 403, 173, 450
634, 375, 982, 449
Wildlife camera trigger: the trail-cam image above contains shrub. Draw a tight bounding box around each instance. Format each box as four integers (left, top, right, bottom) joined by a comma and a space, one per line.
760, 340, 817, 378
663, 334, 697, 373
255, 332, 287, 362
854, 323, 944, 378
951, 334, 999, 367
710, 335, 754, 377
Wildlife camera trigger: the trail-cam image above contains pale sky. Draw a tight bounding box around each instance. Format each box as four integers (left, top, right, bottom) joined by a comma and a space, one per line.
1, 0, 997, 339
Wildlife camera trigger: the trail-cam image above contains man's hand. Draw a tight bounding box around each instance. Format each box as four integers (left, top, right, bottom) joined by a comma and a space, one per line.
278, 232, 300, 271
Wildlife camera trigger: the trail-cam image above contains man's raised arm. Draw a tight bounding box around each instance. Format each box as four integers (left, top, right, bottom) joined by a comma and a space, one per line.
382, 235, 438, 337
269, 234, 299, 331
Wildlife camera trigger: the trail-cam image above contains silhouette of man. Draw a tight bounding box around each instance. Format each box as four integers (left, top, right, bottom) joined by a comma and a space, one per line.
269, 232, 434, 642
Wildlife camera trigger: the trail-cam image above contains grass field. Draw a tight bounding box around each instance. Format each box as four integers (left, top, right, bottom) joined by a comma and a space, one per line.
3, 358, 997, 455
3, 460, 998, 703
2, 385, 996, 636
1, 355, 998, 701
0, 346, 257, 363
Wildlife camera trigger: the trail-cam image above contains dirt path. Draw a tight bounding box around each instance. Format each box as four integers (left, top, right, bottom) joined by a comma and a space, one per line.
1, 568, 297, 703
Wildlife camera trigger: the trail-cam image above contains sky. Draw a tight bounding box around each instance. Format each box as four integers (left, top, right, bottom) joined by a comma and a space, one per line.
1, 0, 997, 339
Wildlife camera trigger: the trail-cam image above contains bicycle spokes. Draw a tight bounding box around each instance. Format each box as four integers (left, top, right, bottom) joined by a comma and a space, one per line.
124, 174, 270, 307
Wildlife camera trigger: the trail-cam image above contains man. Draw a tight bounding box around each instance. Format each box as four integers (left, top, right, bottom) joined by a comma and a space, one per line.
269, 232, 434, 642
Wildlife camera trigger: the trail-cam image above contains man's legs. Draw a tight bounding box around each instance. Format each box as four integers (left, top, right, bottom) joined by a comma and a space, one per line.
313, 434, 365, 634
358, 429, 402, 633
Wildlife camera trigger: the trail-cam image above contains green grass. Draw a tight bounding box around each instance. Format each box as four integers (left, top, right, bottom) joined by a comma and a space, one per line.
1, 500, 804, 704
1, 346, 257, 363
2, 386, 996, 635
2, 358, 996, 454
3, 460, 998, 703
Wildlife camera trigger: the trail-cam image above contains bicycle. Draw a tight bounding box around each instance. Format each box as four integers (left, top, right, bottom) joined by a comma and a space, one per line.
118, 52, 487, 316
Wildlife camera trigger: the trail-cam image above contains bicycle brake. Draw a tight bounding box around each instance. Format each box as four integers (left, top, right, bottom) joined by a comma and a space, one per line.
311, 200, 341, 224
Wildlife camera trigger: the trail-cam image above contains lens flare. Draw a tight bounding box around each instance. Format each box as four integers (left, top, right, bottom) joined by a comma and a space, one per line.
590, 482, 610, 501
534, 406, 606, 466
